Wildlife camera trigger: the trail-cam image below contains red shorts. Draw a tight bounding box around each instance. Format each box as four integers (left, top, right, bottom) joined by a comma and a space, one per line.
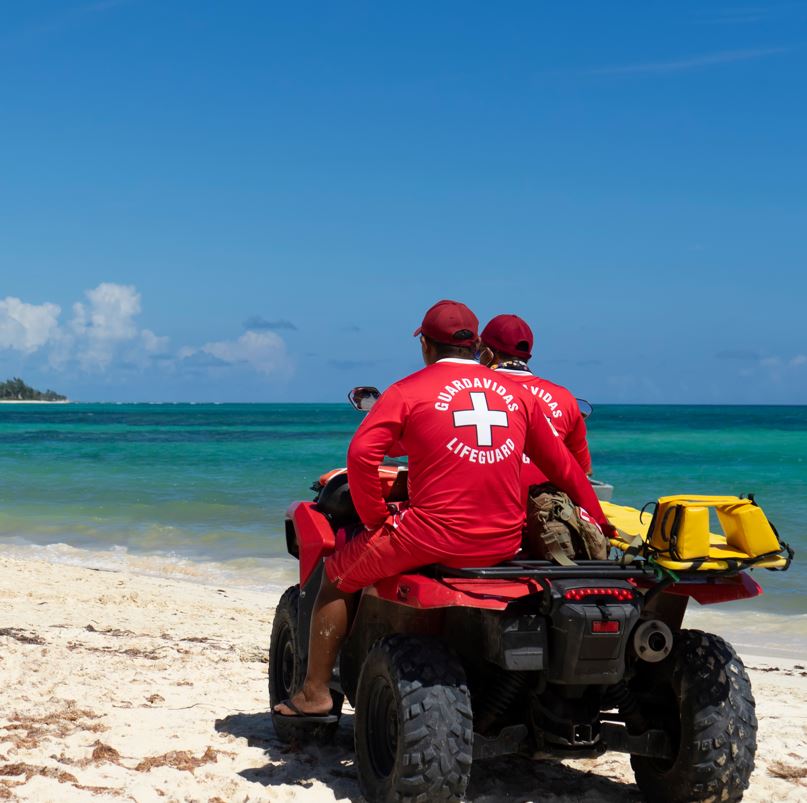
324, 517, 515, 594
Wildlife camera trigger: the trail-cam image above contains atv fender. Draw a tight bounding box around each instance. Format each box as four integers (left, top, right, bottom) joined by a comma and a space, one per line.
287, 502, 336, 587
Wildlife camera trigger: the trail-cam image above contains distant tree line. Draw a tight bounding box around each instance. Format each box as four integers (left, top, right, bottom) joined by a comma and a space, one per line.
0, 377, 66, 401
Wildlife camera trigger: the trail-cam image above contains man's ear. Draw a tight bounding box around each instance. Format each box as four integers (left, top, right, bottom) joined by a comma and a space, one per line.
420, 335, 431, 365
478, 345, 494, 366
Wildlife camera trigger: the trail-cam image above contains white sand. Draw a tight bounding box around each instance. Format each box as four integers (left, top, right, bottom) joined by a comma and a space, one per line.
1, 553, 805, 802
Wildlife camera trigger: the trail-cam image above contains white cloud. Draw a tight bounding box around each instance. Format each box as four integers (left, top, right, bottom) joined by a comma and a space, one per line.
0, 297, 61, 353
196, 330, 290, 377
71, 283, 143, 369
72, 282, 141, 340
141, 328, 169, 354
0, 283, 172, 375
0, 283, 291, 382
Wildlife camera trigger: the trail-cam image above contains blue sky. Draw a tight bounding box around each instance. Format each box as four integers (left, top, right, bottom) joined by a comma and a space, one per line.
1, 1, 805, 403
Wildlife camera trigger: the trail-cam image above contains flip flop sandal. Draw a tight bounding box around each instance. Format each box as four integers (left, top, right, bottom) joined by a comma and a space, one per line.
272, 698, 339, 724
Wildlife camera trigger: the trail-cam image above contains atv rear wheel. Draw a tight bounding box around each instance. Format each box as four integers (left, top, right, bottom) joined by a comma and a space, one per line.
268, 584, 342, 743
355, 635, 473, 803
630, 628, 757, 802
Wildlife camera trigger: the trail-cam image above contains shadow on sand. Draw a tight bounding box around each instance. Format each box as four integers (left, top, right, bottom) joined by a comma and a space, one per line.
215, 710, 642, 802
215, 710, 359, 800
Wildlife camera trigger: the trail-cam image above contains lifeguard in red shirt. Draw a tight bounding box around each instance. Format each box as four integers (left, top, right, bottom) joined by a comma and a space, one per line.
274, 300, 611, 720
480, 314, 593, 493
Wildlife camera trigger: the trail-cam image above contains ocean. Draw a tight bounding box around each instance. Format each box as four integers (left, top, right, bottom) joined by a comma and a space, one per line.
1, 403, 805, 653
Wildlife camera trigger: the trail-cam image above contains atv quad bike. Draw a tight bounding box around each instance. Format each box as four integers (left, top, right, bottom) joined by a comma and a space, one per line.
268, 389, 792, 802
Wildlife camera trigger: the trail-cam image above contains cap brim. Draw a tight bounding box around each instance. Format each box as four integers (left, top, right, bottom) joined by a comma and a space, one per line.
413, 326, 422, 337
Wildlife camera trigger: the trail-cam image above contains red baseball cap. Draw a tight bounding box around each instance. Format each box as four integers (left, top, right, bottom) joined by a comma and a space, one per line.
480, 314, 533, 360
413, 300, 479, 348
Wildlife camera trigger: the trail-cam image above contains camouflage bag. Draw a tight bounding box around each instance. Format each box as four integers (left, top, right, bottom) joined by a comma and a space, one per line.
525, 483, 609, 564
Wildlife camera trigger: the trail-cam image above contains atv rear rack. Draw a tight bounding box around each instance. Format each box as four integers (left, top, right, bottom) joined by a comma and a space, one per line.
431, 559, 653, 581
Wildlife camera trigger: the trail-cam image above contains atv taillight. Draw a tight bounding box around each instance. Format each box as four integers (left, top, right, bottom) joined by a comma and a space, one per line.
591, 620, 620, 634
563, 587, 634, 602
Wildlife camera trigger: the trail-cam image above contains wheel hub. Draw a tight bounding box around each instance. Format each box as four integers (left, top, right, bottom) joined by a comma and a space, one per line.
367, 676, 398, 778
275, 624, 295, 696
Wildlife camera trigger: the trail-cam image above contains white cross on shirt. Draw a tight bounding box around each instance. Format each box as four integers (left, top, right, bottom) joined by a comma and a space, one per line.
453, 392, 508, 447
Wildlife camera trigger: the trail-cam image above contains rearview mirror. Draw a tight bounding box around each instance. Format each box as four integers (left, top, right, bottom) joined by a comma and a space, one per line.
576, 398, 593, 419
348, 386, 381, 412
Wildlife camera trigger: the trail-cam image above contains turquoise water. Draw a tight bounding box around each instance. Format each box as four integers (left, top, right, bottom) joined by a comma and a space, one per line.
0, 404, 804, 623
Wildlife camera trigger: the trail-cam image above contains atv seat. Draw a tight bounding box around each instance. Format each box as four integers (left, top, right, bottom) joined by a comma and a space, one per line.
314, 466, 409, 527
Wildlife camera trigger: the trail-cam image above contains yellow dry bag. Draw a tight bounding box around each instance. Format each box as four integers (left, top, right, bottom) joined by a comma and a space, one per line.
647, 494, 781, 562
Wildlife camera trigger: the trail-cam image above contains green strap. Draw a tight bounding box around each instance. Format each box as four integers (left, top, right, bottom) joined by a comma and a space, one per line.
646, 558, 680, 582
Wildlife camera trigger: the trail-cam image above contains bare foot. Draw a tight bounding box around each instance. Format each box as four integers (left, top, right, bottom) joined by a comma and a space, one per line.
273, 687, 333, 717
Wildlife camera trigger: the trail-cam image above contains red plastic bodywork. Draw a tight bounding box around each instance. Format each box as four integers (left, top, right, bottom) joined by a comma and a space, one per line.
638, 572, 763, 605
370, 574, 544, 611
288, 502, 336, 587
289, 498, 764, 609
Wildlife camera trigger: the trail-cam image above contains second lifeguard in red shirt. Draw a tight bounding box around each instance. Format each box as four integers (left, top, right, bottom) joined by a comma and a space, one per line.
480, 313, 593, 494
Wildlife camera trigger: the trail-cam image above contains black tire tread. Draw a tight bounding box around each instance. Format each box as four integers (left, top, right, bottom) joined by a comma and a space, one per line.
268, 585, 340, 744
356, 634, 473, 802
631, 628, 757, 803
268, 585, 300, 708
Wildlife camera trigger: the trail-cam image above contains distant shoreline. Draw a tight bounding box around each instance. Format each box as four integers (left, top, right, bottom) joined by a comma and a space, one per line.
0, 399, 70, 404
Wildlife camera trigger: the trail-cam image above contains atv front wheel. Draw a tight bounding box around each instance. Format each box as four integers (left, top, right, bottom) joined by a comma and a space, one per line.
268, 584, 342, 743
355, 635, 474, 803
630, 628, 757, 802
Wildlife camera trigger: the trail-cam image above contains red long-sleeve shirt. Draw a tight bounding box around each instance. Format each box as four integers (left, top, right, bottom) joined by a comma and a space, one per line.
495, 368, 592, 494
347, 359, 607, 560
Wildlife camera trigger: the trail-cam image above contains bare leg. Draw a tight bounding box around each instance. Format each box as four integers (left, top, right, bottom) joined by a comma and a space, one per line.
273, 574, 356, 716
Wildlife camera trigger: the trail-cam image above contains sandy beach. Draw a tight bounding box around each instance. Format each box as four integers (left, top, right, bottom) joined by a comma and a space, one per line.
1, 554, 805, 803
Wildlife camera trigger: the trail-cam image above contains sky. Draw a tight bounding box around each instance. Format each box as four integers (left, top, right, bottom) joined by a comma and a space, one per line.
0, 1, 805, 403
